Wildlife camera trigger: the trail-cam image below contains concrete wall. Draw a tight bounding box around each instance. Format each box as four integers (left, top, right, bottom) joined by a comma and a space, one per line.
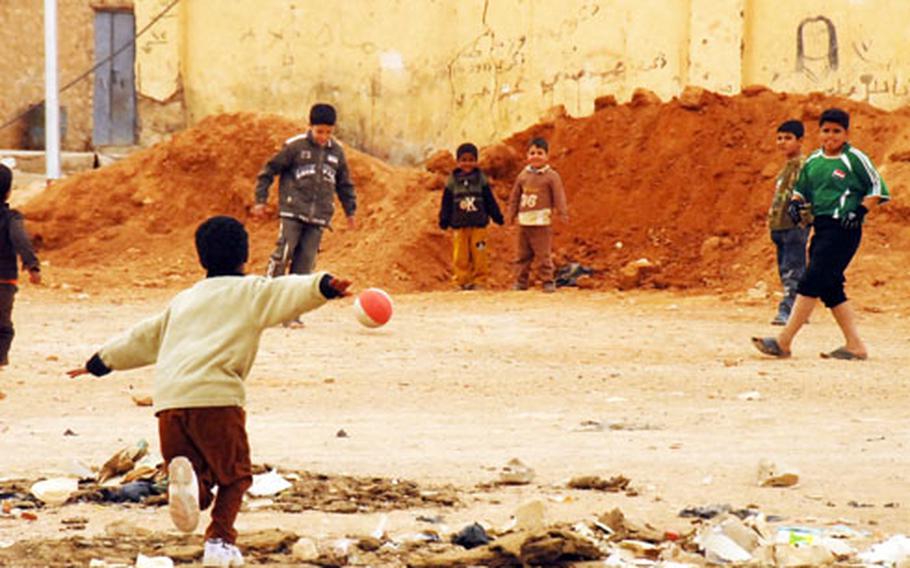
743, 0, 910, 110
171, 0, 693, 162
3, 0, 910, 158
0, 0, 96, 150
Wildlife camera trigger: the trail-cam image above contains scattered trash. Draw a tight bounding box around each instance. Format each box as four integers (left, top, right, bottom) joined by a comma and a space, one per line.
98, 439, 149, 483
100, 480, 159, 503
848, 500, 874, 508
496, 458, 534, 485
757, 459, 799, 487
679, 504, 732, 520
336, 429, 349, 438
572, 419, 603, 432
68, 458, 96, 479
695, 515, 760, 564
858, 534, 910, 566
416, 514, 444, 524
248, 470, 292, 497
555, 263, 594, 287
371, 513, 389, 539
131, 394, 153, 407
737, 390, 762, 400
514, 500, 546, 531
453, 522, 491, 549
134, 554, 174, 568
568, 475, 630, 492
30, 477, 78, 506
291, 537, 320, 562
20, 511, 38, 521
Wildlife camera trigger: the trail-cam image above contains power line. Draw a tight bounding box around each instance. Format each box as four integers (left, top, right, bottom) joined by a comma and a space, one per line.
0, 0, 181, 135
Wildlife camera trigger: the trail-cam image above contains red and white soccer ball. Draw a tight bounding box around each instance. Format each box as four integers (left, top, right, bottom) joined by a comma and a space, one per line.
354, 288, 393, 328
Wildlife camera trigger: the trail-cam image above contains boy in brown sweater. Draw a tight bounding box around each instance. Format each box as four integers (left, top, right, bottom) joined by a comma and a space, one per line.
507, 138, 568, 292
67, 216, 351, 567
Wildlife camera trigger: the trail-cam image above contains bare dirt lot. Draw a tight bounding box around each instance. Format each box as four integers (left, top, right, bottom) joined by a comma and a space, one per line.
1, 286, 909, 566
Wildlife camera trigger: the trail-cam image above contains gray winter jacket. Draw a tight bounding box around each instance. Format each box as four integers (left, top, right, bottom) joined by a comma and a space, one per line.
254, 132, 356, 227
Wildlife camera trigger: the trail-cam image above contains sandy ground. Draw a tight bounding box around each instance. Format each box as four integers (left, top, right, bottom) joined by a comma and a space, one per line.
1, 286, 909, 563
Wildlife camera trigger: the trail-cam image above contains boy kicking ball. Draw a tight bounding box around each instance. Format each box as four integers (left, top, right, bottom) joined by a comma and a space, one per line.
67, 216, 351, 566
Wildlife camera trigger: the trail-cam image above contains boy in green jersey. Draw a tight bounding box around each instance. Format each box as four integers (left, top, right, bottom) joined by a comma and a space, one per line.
752, 108, 890, 360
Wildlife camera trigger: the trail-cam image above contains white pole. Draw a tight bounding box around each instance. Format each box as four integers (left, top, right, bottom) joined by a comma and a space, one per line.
44, 0, 61, 180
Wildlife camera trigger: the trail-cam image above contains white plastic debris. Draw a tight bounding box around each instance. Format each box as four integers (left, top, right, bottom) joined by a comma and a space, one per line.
135, 554, 174, 568
291, 537, 319, 562
247, 470, 292, 497
30, 477, 78, 506
858, 535, 910, 566
737, 390, 762, 401
496, 458, 535, 485
371, 513, 389, 539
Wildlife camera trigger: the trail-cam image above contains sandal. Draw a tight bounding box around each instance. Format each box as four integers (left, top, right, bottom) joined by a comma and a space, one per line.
751, 336, 791, 358
820, 347, 867, 360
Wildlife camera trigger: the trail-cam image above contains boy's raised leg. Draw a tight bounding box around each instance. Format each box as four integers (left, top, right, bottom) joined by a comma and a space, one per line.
777, 293, 816, 352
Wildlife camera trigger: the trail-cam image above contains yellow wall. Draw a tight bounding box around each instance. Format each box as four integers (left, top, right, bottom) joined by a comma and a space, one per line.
743, 0, 910, 109
159, 0, 695, 162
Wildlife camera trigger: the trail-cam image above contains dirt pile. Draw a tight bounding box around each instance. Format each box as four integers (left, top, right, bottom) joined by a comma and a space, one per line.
23, 91, 910, 295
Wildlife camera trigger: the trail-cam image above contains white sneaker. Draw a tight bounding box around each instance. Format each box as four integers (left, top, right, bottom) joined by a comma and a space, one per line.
203, 539, 244, 567
223, 542, 244, 567
167, 456, 200, 533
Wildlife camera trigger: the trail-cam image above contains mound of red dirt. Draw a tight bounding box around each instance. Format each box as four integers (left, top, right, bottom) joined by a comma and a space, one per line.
23, 91, 910, 300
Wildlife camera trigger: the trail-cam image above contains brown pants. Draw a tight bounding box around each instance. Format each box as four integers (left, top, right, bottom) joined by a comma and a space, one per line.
515, 225, 554, 286
158, 406, 252, 544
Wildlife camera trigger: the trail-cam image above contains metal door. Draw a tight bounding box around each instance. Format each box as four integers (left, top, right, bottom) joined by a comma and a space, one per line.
93, 11, 136, 146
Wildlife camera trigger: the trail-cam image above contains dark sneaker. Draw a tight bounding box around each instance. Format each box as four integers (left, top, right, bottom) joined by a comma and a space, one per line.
771, 314, 789, 326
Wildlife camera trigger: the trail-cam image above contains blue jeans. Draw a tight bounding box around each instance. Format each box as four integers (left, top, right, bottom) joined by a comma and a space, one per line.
771, 227, 809, 316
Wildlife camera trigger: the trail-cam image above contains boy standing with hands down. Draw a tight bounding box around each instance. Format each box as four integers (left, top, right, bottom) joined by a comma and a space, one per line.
508, 138, 568, 293
68, 216, 352, 567
438, 143, 504, 290
752, 108, 890, 360
252, 103, 356, 279
0, 164, 41, 367
767, 120, 810, 325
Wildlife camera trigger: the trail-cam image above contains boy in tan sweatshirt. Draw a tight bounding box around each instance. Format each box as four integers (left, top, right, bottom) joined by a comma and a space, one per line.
67, 216, 351, 567
507, 137, 569, 292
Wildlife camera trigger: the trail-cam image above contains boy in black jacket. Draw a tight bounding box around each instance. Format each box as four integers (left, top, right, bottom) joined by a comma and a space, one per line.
0, 164, 41, 366
438, 143, 504, 290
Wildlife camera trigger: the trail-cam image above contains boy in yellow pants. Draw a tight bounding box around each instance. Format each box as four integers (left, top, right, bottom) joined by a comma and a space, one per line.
438, 143, 504, 290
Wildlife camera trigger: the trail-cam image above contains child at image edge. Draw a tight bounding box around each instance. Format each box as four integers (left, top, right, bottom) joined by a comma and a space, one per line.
438, 142, 504, 290
507, 137, 568, 293
67, 216, 351, 567
0, 164, 41, 368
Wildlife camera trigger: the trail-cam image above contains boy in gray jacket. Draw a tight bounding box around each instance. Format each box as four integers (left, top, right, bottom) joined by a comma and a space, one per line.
252, 103, 356, 279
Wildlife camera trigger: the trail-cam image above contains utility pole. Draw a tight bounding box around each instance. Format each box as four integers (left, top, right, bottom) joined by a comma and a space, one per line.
44, 0, 61, 180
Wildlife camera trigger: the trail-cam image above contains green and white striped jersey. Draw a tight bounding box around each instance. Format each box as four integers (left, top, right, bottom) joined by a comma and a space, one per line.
793, 143, 890, 219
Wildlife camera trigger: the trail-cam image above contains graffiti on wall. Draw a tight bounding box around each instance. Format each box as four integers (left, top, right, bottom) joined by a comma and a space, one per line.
792, 15, 908, 105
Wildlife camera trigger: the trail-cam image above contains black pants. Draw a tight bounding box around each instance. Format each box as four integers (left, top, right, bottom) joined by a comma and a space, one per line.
796, 217, 862, 308
0, 284, 16, 365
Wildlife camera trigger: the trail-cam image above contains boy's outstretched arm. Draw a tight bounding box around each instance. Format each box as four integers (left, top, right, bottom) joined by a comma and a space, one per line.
251, 273, 352, 329
67, 310, 169, 379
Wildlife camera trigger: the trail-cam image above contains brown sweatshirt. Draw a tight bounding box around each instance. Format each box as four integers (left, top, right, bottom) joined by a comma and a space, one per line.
508, 165, 568, 226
